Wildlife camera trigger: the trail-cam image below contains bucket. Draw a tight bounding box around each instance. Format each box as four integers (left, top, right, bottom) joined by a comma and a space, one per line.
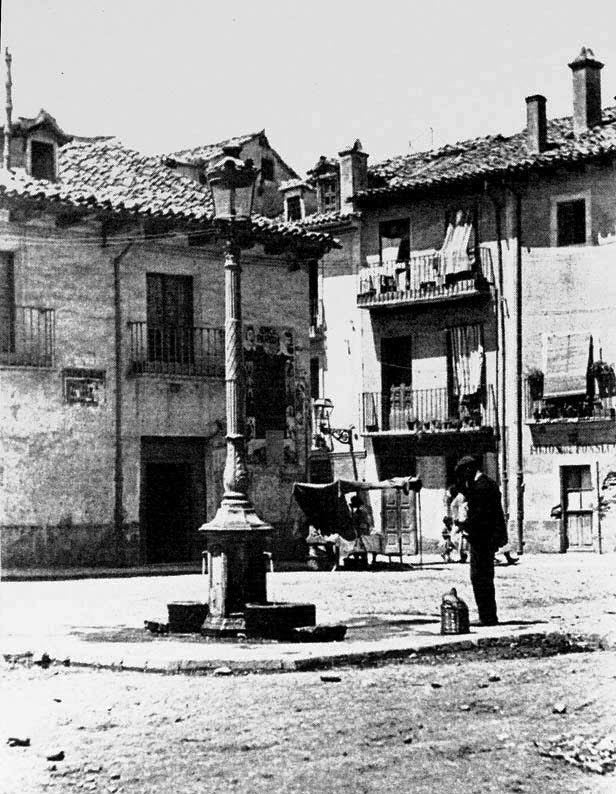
167, 601, 209, 633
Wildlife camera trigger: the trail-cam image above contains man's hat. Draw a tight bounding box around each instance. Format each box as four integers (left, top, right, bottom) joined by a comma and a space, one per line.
455, 455, 478, 472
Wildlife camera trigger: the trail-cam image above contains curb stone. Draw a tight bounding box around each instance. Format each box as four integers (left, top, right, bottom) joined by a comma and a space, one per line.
4, 625, 609, 676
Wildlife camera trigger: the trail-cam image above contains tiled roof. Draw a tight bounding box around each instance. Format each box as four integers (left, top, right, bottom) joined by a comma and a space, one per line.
167, 131, 262, 166
1, 109, 72, 146
362, 106, 616, 198
301, 209, 357, 228
0, 137, 336, 247
279, 177, 313, 192
58, 137, 215, 217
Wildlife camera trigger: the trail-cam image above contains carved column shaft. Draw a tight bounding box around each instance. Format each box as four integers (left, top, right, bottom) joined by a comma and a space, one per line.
222, 240, 250, 501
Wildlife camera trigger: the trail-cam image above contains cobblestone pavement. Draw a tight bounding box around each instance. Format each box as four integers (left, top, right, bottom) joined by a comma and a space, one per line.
1, 554, 615, 793
1, 554, 615, 646
1, 649, 615, 793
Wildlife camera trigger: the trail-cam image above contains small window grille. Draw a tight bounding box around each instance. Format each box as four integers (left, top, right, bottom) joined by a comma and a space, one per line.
286, 196, 302, 221
320, 177, 339, 213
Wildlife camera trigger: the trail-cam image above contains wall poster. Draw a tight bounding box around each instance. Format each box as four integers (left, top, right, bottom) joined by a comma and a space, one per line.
243, 324, 305, 464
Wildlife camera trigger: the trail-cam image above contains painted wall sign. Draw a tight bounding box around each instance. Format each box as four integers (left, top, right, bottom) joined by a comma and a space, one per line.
63, 368, 106, 405
530, 443, 616, 454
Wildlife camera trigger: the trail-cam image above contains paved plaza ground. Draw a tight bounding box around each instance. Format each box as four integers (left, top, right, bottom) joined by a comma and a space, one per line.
1, 553, 615, 651
1, 554, 615, 792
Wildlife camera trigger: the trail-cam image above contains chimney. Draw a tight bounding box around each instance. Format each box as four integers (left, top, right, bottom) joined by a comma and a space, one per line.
568, 46, 603, 136
338, 139, 368, 210
525, 95, 547, 153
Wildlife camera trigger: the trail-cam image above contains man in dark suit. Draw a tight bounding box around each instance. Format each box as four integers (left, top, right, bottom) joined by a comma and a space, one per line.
455, 456, 508, 625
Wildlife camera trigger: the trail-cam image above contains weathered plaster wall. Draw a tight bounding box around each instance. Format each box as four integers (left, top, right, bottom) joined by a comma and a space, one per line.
0, 220, 311, 569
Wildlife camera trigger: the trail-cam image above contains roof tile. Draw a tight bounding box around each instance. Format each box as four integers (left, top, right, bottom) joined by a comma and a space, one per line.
362, 107, 616, 197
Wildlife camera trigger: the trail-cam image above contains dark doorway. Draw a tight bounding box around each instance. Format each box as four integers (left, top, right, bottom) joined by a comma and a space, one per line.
381, 336, 413, 393
140, 437, 206, 564
144, 463, 193, 563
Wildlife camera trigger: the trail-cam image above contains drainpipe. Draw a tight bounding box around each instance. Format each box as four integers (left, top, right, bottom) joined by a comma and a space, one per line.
108, 233, 134, 564
489, 190, 509, 524
513, 190, 525, 555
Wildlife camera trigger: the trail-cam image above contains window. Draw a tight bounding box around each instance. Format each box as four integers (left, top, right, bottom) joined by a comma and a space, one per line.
310, 357, 320, 400
562, 466, 593, 510
379, 219, 410, 263
319, 177, 339, 213
261, 156, 275, 181
557, 199, 586, 246
0, 252, 15, 354
308, 261, 319, 327
146, 274, 194, 366
286, 196, 302, 222
30, 140, 55, 181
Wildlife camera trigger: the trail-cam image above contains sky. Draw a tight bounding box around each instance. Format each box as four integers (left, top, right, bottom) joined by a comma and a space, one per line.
3, 0, 616, 175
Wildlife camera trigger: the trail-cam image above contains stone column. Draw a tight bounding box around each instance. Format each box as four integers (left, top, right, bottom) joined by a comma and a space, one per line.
200, 239, 272, 636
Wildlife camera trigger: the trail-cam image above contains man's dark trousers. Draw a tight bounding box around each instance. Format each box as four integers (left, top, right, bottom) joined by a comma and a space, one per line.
469, 544, 497, 625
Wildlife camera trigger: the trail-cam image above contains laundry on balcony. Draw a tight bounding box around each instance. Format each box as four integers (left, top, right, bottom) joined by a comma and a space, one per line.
440, 210, 475, 282
543, 332, 593, 398
449, 323, 485, 399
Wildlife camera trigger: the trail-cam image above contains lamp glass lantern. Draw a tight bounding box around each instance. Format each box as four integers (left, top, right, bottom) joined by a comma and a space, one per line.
207, 145, 258, 222
313, 397, 334, 433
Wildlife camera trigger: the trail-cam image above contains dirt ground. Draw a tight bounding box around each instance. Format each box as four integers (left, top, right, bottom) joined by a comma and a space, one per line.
1, 649, 615, 794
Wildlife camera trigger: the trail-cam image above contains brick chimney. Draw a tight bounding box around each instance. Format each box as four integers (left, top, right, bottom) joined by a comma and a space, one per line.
525, 94, 547, 153
338, 139, 368, 210
569, 46, 603, 136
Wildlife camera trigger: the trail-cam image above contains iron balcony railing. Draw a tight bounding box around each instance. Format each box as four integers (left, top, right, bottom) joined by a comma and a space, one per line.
527, 392, 616, 422
0, 305, 55, 368
128, 322, 224, 377
357, 248, 494, 308
362, 384, 496, 434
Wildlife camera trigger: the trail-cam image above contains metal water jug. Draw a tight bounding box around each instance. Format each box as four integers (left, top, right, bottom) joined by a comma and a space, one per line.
440, 588, 470, 635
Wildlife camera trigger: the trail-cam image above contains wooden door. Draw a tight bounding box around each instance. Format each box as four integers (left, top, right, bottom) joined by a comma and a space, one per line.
381, 336, 412, 431
146, 273, 194, 367
561, 466, 593, 550
382, 488, 418, 558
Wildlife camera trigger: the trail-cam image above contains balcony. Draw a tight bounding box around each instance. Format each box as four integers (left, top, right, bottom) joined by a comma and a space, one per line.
0, 306, 55, 368
128, 322, 224, 378
357, 248, 493, 310
528, 394, 616, 423
527, 391, 616, 447
362, 385, 497, 436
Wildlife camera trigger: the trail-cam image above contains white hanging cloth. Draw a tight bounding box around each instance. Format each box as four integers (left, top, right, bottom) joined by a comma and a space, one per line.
450, 324, 484, 398
441, 210, 473, 276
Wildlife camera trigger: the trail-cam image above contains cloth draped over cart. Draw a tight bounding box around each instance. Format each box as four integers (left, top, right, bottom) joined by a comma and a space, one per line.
292, 477, 422, 561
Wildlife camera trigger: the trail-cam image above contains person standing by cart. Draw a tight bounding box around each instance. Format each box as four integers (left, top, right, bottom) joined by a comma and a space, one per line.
455, 456, 508, 625
442, 485, 469, 563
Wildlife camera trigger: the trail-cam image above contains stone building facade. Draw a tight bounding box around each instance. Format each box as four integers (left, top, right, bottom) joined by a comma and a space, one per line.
300, 47, 616, 556
0, 121, 333, 571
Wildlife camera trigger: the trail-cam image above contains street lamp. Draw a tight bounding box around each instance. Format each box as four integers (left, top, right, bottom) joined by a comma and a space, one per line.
313, 397, 358, 480
199, 146, 272, 637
